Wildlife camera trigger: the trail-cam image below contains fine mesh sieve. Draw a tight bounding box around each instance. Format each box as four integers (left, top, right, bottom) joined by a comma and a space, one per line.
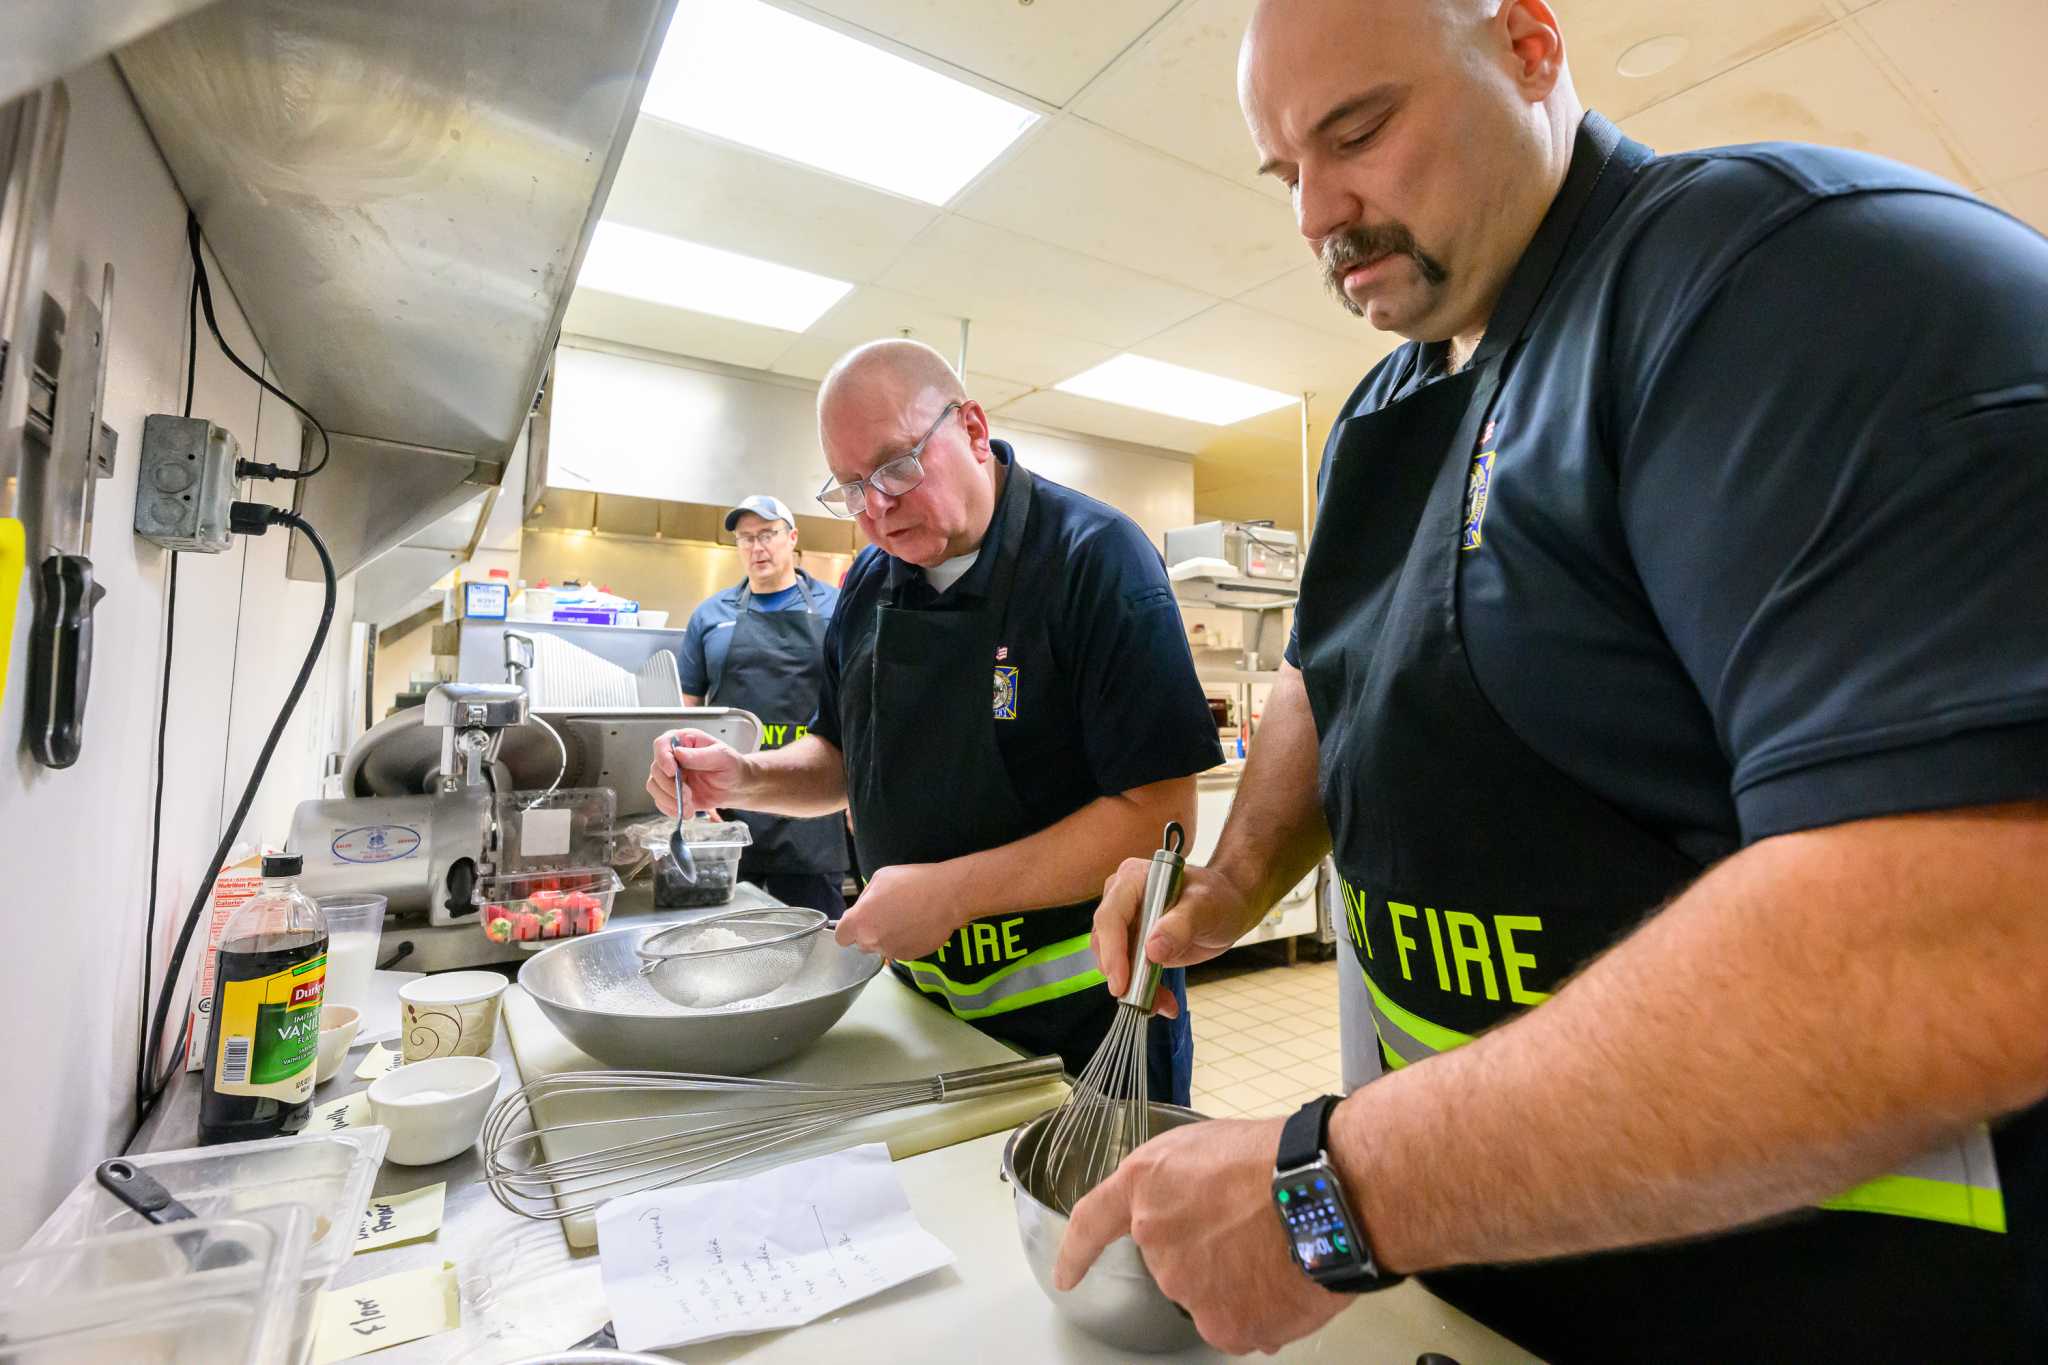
634, 908, 829, 1008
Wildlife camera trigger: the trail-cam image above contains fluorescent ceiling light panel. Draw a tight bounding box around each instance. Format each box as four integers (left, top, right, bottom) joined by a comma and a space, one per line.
643, 0, 1039, 205
1055, 354, 1299, 426
576, 221, 853, 332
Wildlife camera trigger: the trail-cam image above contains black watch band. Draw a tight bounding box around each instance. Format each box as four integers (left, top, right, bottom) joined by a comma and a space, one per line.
1278, 1093, 1341, 1169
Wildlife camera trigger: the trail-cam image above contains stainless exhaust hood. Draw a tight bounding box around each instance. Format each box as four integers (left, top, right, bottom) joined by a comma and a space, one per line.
114, 0, 676, 579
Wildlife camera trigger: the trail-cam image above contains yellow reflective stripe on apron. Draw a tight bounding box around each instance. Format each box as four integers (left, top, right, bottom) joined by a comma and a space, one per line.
1363, 970, 1472, 1068
1823, 1124, 2006, 1232
897, 933, 1104, 1020
1359, 967, 2006, 1232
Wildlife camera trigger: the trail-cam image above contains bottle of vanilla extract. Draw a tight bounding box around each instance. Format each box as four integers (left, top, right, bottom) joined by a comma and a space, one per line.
199, 853, 329, 1145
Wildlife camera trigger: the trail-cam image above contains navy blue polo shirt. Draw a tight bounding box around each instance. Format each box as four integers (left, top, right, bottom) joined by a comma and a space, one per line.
1291, 136, 2048, 861
814, 441, 1222, 826
678, 571, 839, 698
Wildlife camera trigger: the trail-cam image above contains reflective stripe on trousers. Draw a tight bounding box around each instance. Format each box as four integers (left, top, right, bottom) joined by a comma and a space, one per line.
897, 933, 1104, 1020
1360, 970, 2007, 1234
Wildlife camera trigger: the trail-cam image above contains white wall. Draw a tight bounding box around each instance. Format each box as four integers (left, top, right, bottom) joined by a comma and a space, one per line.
0, 61, 357, 1249
549, 343, 1197, 546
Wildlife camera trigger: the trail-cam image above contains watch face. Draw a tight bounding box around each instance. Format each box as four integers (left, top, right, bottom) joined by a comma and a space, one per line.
1273, 1172, 1364, 1275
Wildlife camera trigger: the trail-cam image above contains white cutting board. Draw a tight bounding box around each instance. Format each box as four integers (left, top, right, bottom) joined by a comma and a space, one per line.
501, 972, 1071, 1247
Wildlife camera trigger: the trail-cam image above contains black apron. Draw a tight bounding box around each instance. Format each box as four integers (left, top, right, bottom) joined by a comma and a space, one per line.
837, 462, 1119, 1076
708, 574, 848, 877
1297, 113, 2034, 1361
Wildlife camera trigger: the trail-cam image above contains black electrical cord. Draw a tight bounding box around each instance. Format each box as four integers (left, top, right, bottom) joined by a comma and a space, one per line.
133, 509, 338, 1129
185, 212, 331, 480
135, 276, 200, 1121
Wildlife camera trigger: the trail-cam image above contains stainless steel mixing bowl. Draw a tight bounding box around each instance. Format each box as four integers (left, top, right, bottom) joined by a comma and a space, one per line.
518, 921, 882, 1071
1004, 1101, 1207, 1354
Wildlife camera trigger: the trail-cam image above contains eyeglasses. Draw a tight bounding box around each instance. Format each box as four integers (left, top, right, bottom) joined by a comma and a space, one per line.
817, 401, 960, 518
734, 527, 788, 549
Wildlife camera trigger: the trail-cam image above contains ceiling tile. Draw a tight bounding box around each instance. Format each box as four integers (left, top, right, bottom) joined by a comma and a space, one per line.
1997, 169, 2048, 235
769, 289, 1113, 389
996, 388, 1221, 454
790, 0, 1180, 106
1137, 302, 1399, 401
601, 117, 937, 282
1855, 0, 2048, 184
963, 372, 1035, 411
1619, 26, 1970, 186
876, 215, 1216, 348
963, 322, 1117, 388
951, 116, 1301, 297
562, 290, 794, 371
1562, 0, 1834, 121
789, 285, 968, 355
761, 332, 1034, 405
1071, 0, 1278, 197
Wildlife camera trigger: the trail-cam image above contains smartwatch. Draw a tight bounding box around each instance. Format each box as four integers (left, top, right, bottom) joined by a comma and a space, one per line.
1272, 1095, 1401, 1293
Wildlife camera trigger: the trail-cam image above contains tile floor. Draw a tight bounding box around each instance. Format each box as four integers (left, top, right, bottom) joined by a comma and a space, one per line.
1186, 946, 1345, 1118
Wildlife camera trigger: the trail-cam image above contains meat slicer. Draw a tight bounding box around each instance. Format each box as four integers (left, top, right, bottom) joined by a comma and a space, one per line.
287, 682, 761, 928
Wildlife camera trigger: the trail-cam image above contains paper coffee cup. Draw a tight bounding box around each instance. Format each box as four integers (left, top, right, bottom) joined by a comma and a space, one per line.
398, 971, 509, 1062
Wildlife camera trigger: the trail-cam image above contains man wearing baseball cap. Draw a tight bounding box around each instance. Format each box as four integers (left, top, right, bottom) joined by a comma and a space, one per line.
676, 493, 848, 917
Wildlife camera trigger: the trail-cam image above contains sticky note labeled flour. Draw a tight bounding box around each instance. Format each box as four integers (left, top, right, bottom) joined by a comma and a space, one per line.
313, 1261, 461, 1363
355, 1183, 446, 1253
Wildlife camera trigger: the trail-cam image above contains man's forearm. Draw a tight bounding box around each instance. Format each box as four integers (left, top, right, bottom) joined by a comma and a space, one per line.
945, 776, 1197, 920
1330, 803, 2048, 1272
732, 735, 850, 817
1210, 664, 1332, 914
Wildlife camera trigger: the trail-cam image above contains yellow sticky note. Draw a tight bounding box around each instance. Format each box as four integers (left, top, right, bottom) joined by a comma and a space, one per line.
354, 1182, 446, 1253
310, 1090, 372, 1134
354, 1044, 402, 1081
313, 1261, 461, 1363
0, 518, 24, 712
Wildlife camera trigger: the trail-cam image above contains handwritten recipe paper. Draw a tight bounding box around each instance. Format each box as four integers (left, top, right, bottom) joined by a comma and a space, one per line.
596, 1143, 954, 1351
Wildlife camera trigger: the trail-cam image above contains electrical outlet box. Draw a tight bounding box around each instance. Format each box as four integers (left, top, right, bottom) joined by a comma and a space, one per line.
135, 415, 236, 551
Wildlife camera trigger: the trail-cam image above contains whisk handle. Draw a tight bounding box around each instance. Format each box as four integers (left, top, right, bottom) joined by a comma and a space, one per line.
1121, 823, 1188, 1009
933, 1055, 1065, 1099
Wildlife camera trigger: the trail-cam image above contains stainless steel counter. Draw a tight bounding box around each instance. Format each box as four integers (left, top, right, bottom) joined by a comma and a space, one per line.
131, 923, 1539, 1364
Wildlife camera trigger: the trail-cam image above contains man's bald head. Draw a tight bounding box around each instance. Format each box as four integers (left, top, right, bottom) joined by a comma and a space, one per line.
814, 338, 997, 569
1239, 0, 1579, 350
817, 338, 967, 433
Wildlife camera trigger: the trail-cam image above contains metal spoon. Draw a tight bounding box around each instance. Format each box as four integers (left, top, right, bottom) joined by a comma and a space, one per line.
667, 738, 697, 884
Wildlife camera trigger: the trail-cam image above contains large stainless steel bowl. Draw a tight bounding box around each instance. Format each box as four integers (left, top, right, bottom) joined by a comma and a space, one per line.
517, 922, 882, 1071
1005, 1102, 1207, 1354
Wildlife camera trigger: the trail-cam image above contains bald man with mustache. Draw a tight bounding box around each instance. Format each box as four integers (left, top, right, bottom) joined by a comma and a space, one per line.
1063, 0, 2048, 1357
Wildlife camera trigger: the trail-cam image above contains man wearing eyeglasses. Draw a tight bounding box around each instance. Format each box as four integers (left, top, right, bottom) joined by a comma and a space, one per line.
650, 339, 1221, 1098
676, 494, 848, 919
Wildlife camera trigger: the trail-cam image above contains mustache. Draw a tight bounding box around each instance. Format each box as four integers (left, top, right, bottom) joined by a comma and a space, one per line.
1320, 224, 1448, 313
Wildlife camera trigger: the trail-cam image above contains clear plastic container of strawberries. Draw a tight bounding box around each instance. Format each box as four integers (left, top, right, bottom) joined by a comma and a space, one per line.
478, 866, 623, 947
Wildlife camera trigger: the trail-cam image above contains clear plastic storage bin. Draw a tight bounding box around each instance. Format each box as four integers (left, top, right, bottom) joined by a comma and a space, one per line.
645, 818, 752, 909
25, 1127, 389, 1364
478, 865, 622, 947
0, 1206, 309, 1364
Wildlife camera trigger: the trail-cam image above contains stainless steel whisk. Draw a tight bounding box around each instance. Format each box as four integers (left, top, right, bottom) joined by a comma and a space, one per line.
481, 1056, 1065, 1223
1033, 822, 1187, 1214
